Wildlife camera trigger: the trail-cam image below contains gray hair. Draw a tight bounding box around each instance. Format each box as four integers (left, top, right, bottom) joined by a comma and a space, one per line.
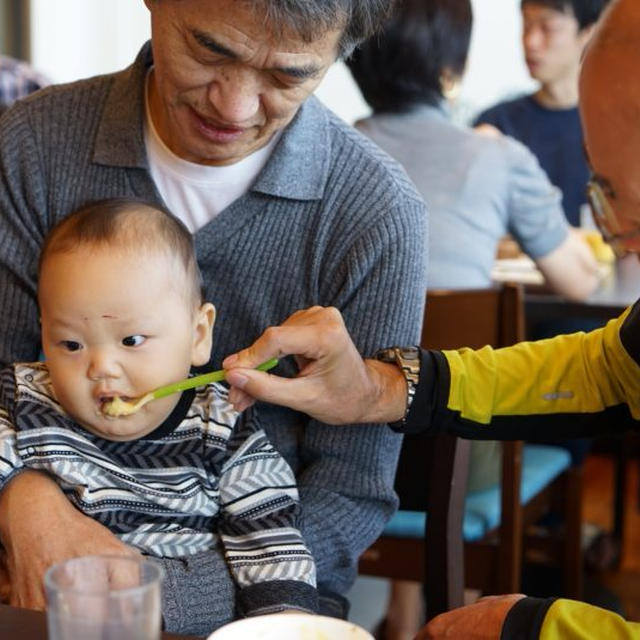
251, 0, 396, 58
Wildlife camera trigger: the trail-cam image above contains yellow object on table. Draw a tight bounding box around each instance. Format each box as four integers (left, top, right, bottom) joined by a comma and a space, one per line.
581, 230, 616, 264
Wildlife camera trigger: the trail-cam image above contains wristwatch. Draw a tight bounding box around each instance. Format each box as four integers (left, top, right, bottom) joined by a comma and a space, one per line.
374, 346, 421, 429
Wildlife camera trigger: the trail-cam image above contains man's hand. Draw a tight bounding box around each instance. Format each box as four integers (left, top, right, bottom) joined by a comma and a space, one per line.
416, 594, 526, 640
0, 471, 138, 610
223, 306, 407, 425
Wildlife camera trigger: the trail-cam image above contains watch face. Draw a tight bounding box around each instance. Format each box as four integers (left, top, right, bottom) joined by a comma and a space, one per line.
398, 346, 420, 362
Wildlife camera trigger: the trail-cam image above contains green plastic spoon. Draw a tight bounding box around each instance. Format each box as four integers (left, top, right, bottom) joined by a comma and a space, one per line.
101, 357, 278, 418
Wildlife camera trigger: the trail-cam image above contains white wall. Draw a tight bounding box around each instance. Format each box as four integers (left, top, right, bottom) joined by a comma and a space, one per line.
29, 0, 536, 124
30, 0, 150, 83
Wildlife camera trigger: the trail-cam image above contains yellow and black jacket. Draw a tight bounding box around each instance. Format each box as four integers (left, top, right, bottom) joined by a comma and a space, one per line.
404, 301, 640, 640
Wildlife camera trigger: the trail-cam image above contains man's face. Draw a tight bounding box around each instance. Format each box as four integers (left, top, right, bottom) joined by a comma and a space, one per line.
40, 245, 213, 440
580, 39, 640, 253
144, 0, 342, 166
521, 3, 590, 86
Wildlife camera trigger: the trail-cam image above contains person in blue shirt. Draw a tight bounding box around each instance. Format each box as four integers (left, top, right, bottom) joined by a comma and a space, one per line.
475, 0, 610, 228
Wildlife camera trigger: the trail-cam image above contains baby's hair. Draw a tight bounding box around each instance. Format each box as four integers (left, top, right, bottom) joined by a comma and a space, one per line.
39, 198, 205, 306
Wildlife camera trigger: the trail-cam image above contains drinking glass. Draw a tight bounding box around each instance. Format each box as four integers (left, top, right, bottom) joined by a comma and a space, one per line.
45, 555, 163, 640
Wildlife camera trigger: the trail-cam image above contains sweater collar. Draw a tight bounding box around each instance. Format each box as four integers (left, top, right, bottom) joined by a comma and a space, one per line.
93, 41, 330, 201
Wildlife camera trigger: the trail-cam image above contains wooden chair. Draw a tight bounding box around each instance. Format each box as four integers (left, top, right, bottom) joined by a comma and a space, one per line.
359, 283, 583, 620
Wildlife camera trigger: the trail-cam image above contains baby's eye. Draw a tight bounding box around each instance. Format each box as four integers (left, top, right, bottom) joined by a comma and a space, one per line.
61, 341, 82, 352
122, 335, 146, 347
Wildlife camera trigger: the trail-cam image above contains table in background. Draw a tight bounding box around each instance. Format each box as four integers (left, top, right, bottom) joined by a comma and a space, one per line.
0, 604, 201, 639
525, 254, 640, 328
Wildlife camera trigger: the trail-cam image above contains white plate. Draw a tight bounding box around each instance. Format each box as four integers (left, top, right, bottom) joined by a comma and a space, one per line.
207, 613, 374, 640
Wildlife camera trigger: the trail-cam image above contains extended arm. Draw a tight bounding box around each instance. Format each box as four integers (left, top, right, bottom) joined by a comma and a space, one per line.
225, 299, 640, 440
409, 301, 640, 441
535, 228, 601, 301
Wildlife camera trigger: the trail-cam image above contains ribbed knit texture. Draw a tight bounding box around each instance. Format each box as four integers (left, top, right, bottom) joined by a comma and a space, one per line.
0, 43, 428, 633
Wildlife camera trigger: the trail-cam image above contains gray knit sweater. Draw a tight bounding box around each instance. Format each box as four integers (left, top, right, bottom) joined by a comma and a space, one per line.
0, 43, 428, 634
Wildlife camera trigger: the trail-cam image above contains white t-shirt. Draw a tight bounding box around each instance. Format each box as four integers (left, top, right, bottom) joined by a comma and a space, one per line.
143, 71, 279, 232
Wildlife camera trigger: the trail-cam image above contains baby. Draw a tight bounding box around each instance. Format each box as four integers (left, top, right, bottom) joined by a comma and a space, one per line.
0, 198, 317, 630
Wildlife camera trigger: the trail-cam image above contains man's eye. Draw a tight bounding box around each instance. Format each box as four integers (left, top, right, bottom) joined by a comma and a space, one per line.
122, 335, 146, 347
61, 341, 82, 352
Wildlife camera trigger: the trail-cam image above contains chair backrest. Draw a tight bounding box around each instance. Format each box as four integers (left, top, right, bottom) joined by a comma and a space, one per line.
394, 282, 525, 617
420, 283, 525, 350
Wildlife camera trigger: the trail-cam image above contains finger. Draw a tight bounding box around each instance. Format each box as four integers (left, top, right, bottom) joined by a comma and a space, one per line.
224, 369, 312, 414
107, 557, 140, 591
223, 308, 345, 370
227, 386, 257, 412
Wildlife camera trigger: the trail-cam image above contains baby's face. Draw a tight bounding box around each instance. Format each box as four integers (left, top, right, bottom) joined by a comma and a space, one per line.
39, 246, 212, 440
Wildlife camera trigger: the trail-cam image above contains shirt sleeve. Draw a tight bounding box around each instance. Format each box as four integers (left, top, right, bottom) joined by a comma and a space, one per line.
218, 410, 318, 617
402, 300, 640, 440
502, 136, 569, 259
502, 596, 640, 640
474, 105, 502, 129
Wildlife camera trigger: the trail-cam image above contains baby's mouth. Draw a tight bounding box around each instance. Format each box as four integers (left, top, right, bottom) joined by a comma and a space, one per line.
96, 393, 132, 419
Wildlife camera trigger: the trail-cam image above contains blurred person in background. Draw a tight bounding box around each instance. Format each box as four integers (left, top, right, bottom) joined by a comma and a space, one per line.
475, 0, 610, 229
0, 54, 48, 114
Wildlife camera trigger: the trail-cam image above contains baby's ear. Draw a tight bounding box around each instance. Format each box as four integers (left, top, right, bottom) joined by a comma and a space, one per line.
191, 303, 216, 366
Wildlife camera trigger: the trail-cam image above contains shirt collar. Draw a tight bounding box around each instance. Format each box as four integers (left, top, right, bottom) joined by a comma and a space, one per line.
93, 42, 151, 169
93, 41, 331, 201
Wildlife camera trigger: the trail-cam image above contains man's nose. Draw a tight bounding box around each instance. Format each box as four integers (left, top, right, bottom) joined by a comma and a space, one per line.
523, 26, 543, 52
87, 349, 120, 381
207, 66, 261, 124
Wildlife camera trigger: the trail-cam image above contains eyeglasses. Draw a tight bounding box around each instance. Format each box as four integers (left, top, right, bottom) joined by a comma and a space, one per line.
586, 177, 640, 257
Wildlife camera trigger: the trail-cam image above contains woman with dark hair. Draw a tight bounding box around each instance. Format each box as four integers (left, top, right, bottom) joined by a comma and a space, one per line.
347, 1, 600, 638
347, 0, 598, 299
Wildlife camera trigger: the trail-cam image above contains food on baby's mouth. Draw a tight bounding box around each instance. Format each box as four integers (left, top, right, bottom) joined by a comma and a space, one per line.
101, 395, 146, 418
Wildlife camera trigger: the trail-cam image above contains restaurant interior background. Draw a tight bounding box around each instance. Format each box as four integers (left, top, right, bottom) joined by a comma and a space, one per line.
4, 0, 640, 632
2, 0, 536, 126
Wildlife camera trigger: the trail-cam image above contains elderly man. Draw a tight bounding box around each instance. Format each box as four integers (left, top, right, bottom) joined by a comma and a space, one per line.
0, 0, 427, 635
223, 0, 640, 637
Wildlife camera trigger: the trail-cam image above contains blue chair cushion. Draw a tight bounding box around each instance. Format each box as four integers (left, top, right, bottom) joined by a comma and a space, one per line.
383, 444, 571, 542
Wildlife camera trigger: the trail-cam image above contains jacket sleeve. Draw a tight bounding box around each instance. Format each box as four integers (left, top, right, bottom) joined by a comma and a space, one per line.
218, 411, 318, 618
403, 300, 640, 440
502, 596, 640, 640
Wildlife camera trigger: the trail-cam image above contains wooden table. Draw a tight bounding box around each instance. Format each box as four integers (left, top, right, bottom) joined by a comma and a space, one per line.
0, 603, 201, 639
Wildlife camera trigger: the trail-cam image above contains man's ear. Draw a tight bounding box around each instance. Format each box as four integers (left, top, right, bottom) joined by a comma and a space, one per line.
191, 303, 216, 367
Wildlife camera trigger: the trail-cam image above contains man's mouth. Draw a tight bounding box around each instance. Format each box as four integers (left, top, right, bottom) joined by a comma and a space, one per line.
189, 108, 248, 142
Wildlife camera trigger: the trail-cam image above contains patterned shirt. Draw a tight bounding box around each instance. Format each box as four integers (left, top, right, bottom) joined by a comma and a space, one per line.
0, 362, 317, 613
0, 56, 48, 113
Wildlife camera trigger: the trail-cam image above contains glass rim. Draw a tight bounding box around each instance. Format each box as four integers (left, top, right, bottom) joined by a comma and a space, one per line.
44, 554, 163, 599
